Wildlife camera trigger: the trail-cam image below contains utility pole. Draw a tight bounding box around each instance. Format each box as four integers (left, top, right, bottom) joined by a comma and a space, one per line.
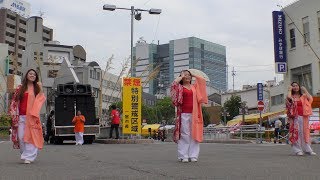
241, 101, 247, 125
231, 67, 236, 91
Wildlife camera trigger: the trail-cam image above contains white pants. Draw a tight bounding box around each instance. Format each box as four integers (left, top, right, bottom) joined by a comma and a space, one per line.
18, 116, 38, 162
178, 113, 200, 160
75, 132, 84, 145
291, 116, 313, 154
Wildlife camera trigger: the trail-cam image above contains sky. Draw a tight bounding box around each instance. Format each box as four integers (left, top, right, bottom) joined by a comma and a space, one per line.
26, 0, 298, 90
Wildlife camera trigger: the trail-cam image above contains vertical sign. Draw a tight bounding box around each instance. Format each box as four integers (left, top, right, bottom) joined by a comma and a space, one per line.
272, 11, 287, 74
122, 77, 142, 134
257, 83, 263, 101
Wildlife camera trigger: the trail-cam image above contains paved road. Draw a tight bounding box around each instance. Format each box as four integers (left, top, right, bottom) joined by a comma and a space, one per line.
0, 141, 320, 180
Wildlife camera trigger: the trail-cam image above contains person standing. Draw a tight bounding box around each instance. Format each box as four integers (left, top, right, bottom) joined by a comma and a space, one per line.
171, 70, 208, 163
274, 119, 282, 144
286, 82, 316, 156
45, 110, 54, 144
8, 69, 46, 164
109, 105, 120, 139
72, 111, 85, 145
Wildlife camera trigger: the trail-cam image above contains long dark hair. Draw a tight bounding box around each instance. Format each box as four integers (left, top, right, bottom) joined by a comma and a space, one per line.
291, 82, 302, 96
17, 69, 40, 101
179, 70, 192, 85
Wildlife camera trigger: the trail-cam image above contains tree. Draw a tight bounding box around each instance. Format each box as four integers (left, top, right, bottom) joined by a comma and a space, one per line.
223, 95, 242, 121
154, 97, 175, 124
202, 107, 211, 127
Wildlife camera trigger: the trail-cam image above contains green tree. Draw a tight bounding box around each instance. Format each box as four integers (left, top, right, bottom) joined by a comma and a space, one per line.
154, 97, 175, 124
223, 95, 242, 121
202, 107, 211, 127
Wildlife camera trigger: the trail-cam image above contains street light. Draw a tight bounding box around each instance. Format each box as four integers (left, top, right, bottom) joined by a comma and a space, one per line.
103, 4, 162, 77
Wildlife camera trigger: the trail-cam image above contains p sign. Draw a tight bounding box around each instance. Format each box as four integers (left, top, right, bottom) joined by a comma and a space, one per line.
275, 62, 287, 74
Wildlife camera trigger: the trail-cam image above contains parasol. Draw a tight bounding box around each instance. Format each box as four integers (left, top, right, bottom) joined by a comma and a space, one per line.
188, 69, 210, 82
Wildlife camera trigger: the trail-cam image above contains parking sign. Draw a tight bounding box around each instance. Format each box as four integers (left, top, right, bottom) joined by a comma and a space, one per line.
275, 62, 287, 74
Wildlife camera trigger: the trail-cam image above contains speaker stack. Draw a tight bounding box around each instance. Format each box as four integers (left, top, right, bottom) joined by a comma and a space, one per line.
55, 84, 98, 126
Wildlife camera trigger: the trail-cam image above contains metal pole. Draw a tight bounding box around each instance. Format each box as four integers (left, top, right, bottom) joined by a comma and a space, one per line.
259, 111, 262, 143
130, 6, 134, 77
223, 110, 227, 126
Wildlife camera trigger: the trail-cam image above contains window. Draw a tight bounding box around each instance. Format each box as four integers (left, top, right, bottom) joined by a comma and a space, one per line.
48, 70, 58, 78
90, 69, 101, 80
302, 16, 310, 44
318, 11, 320, 40
271, 94, 284, 106
289, 23, 296, 48
291, 64, 312, 94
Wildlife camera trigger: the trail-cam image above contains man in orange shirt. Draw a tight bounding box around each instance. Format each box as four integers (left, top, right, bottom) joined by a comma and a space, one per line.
72, 110, 85, 145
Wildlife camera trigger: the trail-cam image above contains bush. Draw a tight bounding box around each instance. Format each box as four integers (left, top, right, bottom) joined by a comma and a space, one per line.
0, 113, 11, 127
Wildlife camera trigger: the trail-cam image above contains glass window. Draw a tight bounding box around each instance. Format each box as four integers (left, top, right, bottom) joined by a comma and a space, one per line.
289, 23, 296, 48
318, 11, 320, 40
302, 16, 310, 44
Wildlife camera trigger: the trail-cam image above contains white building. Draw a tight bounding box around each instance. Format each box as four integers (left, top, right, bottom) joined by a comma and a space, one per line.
282, 0, 320, 96
221, 81, 285, 114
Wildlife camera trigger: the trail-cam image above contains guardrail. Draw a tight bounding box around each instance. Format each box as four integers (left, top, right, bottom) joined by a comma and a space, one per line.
204, 124, 265, 142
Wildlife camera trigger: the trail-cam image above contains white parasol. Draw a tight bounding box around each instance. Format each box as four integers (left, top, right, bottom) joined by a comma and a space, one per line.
188, 69, 210, 82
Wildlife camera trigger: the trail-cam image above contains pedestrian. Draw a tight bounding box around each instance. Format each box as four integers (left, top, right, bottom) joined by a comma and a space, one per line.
72, 110, 85, 145
44, 110, 54, 144
171, 70, 208, 163
286, 82, 316, 156
274, 119, 282, 143
8, 69, 46, 164
109, 105, 120, 139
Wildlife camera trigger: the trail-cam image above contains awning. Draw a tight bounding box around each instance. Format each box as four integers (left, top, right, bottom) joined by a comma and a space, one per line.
227, 110, 286, 126
141, 124, 161, 135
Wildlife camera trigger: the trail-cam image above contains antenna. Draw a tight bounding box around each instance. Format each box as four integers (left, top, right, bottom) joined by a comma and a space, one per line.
231, 67, 236, 91
39, 9, 46, 18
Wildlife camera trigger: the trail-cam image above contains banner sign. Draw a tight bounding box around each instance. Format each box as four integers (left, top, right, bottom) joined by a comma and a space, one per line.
122, 77, 142, 134
272, 11, 287, 74
257, 83, 263, 101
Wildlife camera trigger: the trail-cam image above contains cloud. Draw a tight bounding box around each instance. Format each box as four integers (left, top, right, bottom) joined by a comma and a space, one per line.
26, 0, 296, 89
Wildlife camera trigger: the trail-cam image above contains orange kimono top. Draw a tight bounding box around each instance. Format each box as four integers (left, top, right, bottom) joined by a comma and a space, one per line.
171, 75, 208, 143
286, 94, 313, 144
9, 85, 46, 149
72, 115, 85, 133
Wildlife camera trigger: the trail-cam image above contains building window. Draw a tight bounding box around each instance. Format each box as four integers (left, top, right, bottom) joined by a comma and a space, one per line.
318, 11, 320, 40
90, 70, 101, 80
291, 64, 312, 94
271, 94, 284, 106
302, 16, 310, 44
48, 70, 58, 78
288, 23, 296, 48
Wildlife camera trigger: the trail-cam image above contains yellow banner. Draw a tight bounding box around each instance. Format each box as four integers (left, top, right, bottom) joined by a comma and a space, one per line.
122, 77, 142, 134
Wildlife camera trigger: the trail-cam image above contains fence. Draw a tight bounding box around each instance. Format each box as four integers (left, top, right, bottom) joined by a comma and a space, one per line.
203, 124, 265, 142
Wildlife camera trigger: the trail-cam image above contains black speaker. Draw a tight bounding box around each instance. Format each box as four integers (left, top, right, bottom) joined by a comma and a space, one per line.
57, 84, 92, 96
55, 96, 76, 126
75, 84, 92, 95
54, 95, 98, 126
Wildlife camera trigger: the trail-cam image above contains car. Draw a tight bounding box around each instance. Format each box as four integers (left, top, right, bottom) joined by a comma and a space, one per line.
206, 124, 216, 128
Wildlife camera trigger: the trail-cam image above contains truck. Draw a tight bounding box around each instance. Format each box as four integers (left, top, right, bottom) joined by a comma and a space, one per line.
50, 84, 100, 144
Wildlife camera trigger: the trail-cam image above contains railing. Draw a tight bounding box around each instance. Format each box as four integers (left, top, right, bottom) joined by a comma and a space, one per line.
203, 124, 265, 142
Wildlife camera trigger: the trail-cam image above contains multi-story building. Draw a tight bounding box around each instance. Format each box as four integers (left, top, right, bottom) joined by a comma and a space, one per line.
0, 2, 53, 75
134, 37, 227, 96
280, 0, 320, 96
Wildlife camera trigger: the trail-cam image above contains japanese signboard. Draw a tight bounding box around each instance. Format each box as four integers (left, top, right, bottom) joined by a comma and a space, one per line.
257, 83, 263, 101
272, 11, 287, 74
122, 77, 142, 134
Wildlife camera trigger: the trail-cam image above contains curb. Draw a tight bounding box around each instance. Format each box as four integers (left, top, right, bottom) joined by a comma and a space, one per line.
95, 139, 154, 144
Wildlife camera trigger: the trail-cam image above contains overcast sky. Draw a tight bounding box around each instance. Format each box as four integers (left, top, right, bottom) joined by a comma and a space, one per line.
27, 0, 297, 90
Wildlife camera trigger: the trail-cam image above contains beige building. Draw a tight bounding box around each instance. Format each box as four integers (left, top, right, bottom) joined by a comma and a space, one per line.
282, 0, 320, 96
0, 8, 53, 75
221, 81, 285, 114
